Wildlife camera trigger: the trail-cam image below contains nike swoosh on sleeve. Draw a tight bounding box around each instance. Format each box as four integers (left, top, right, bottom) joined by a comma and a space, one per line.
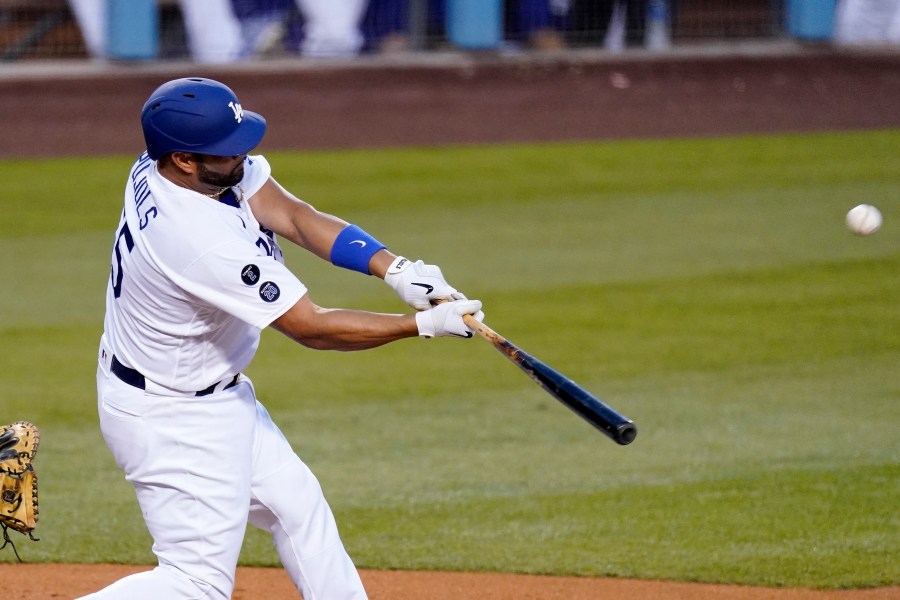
350, 240, 367, 247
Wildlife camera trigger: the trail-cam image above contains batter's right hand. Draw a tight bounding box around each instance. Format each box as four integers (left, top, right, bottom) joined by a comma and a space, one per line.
415, 299, 484, 339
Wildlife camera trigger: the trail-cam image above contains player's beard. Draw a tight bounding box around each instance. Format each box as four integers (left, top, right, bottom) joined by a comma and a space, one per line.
197, 159, 245, 189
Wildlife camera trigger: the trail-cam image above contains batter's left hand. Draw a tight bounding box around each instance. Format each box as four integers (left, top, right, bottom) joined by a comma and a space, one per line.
384, 256, 465, 310
415, 299, 484, 338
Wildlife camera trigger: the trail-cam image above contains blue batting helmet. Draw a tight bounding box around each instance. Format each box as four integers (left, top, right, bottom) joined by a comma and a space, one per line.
140, 78, 266, 160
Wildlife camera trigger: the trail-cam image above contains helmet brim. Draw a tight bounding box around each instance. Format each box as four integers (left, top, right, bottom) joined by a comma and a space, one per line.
191, 110, 267, 158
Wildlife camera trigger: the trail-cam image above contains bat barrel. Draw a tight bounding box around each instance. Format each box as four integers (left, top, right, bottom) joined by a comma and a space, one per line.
464, 315, 637, 446
560, 378, 637, 445
521, 350, 638, 446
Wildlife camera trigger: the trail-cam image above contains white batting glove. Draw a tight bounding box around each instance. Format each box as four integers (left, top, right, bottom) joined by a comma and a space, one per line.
415, 299, 484, 339
384, 256, 466, 311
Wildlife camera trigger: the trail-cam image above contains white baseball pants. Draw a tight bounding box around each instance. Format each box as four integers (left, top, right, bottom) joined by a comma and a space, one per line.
77, 348, 368, 599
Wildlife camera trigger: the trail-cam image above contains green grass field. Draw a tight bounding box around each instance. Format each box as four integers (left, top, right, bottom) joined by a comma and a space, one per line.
1, 130, 897, 588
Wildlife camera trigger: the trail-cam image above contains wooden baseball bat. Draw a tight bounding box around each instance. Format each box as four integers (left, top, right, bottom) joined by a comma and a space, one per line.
463, 315, 637, 445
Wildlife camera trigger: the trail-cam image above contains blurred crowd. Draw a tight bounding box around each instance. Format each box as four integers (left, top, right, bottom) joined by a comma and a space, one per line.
66, 0, 665, 63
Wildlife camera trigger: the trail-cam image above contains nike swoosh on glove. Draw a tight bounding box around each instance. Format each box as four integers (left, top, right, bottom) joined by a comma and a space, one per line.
415, 299, 484, 338
384, 256, 466, 311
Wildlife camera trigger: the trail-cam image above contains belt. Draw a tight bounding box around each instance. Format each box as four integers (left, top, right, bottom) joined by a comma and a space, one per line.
111, 355, 239, 397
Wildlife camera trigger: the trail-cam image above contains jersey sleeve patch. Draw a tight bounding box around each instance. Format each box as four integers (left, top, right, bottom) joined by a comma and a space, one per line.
176, 238, 306, 329
241, 264, 261, 286
258, 281, 281, 303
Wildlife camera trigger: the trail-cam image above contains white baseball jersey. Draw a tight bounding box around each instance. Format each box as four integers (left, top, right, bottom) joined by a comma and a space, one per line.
102, 153, 307, 393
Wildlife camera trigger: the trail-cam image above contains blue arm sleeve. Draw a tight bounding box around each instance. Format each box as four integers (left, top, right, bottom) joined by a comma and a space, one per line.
330, 224, 387, 275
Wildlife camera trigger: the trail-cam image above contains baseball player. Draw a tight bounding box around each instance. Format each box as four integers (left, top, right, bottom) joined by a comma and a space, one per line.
77, 77, 484, 600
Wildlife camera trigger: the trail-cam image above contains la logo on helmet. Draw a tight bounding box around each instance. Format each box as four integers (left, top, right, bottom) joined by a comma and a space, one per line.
228, 101, 244, 123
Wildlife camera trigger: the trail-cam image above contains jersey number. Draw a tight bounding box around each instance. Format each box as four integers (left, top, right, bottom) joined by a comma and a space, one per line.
110, 221, 273, 298
111, 221, 134, 298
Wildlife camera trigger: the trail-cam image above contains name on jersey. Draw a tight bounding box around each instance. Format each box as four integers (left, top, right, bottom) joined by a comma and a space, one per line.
132, 152, 158, 230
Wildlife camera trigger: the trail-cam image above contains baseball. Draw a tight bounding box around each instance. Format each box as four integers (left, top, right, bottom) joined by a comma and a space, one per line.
845, 204, 882, 236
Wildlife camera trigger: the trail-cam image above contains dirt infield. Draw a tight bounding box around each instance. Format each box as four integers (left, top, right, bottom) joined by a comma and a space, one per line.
2, 564, 898, 599
1, 47, 898, 598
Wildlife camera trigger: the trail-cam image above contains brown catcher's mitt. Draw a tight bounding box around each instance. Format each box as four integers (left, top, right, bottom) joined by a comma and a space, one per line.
0, 421, 40, 561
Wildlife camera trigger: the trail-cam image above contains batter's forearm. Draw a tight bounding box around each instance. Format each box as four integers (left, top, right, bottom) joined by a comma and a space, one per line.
249, 179, 396, 275
366, 249, 395, 279
280, 208, 395, 277
288, 209, 348, 261
249, 179, 347, 260
271, 301, 418, 351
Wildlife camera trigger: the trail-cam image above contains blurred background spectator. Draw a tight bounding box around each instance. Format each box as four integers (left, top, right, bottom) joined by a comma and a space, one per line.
68, 0, 244, 63
231, 0, 293, 57
234, 0, 373, 57
361, 0, 415, 53
64, 0, 682, 62
834, 0, 900, 44
360, 0, 572, 53
7, 0, 851, 64
293, 0, 368, 57
506, 0, 570, 50
568, 0, 647, 49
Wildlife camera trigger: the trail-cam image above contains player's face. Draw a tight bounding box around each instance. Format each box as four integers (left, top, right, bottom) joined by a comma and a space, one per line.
195, 154, 245, 189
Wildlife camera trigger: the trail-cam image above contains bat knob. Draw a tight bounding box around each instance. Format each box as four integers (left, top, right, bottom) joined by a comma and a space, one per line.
615, 422, 637, 445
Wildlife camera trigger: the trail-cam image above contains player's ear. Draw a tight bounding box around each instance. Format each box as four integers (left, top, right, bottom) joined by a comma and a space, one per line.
169, 151, 199, 174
